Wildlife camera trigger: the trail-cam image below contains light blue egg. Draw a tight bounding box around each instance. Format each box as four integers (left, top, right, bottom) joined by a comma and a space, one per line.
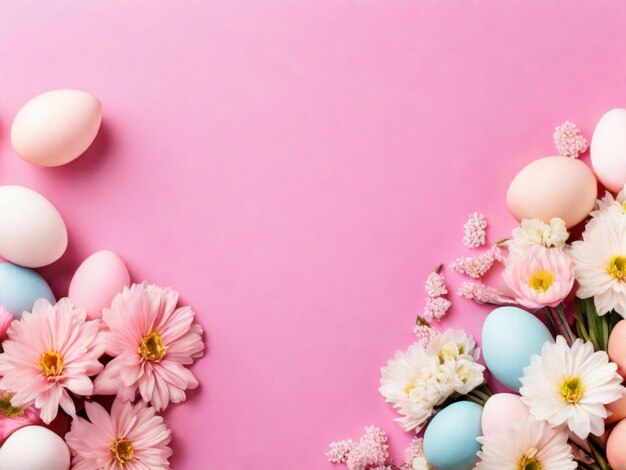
424, 401, 482, 470
0, 263, 55, 318
482, 306, 553, 391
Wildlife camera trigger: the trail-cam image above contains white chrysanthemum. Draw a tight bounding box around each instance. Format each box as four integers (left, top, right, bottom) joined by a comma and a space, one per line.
570, 214, 626, 316
475, 417, 576, 470
520, 337, 624, 439
591, 185, 626, 219
508, 218, 569, 256
426, 329, 480, 363
379, 344, 444, 432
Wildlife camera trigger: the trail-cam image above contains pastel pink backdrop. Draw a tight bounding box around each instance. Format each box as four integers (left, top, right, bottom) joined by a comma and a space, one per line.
1, 1, 625, 468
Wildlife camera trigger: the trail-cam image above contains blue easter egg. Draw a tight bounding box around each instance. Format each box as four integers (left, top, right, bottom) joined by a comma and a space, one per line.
424, 401, 482, 470
482, 306, 553, 391
0, 263, 55, 318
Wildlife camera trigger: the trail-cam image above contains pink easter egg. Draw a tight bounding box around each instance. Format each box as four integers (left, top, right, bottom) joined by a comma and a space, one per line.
481, 393, 529, 437
506, 156, 597, 228
608, 320, 626, 378
607, 395, 626, 426
69, 250, 130, 320
607, 419, 626, 470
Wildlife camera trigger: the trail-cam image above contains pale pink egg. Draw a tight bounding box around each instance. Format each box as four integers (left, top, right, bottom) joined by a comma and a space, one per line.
481, 393, 529, 437
607, 419, 626, 470
69, 250, 130, 320
591, 108, 626, 193
608, 320, 626, 378
608, 395, 626, 426
11, 89, 102, 167
506, 156, 597, 228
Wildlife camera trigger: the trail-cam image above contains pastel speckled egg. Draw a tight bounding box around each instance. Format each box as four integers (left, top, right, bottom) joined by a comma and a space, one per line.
0, 425, 70, 470
0, 263, 55, 318
11, 89, 102, 167
423, 401, 482, 470
481, 393, 529, 437
0, 186, 68, 268
607, 395, 626, 426
482, 306, 554, 391
591, 108, 626, 193
506, 156, 597, 228
607, 418, 626, 470
608, 320, 626, 378
69, 250, 131, 320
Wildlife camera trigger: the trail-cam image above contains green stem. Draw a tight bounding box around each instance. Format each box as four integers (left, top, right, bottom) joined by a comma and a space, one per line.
555, 304, 577, 345
541, 307, 558, 337
588, 435, 610, 470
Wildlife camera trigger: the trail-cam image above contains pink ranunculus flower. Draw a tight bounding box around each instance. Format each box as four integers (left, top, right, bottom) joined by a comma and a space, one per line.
66, 397, 172, 469
0, 306, 14, 343
0, 390, 40, 443
0, 298, 103, 424
94, 283, 204, 411
502, 244, 575, 309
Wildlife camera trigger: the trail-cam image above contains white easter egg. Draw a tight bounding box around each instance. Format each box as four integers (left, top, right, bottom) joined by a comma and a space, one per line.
69, 250, 131, 320
11, 89, 102, 167
0, 426, 70, 470
591, 108, 626, 193
0, 186, 68, 268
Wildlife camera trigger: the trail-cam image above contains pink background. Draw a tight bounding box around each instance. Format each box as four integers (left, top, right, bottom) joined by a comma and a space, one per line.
1, 1, 625, 468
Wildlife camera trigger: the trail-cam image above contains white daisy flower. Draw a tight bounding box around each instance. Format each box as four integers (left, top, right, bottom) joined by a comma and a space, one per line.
520, 337, 624, 439
475, 416, 576, 470
508, 218, 569, 256
591, 185, 626, 219
570, 214, 626, 316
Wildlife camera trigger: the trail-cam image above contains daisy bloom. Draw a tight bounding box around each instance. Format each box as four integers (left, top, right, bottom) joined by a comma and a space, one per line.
520, 336, 624, 439
95, 283, 204, 411
0, 298, 103, 424
570, 214, 626, 316
508, 218, 569, 257
0, 390, 40, 443
502, 245, 574, 309
66, 398, 172, 469
475, 416, 575, 470
590, 185, 626, 220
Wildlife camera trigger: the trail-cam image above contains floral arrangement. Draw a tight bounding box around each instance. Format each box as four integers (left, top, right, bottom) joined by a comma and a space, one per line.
328, 114, 626, 470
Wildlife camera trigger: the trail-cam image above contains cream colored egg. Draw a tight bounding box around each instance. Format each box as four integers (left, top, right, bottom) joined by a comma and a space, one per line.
506, 156, 597, 228
0, 186, 68, 268
0, 426, 70, 470
11, 89, 102, 167
591, 108, 626, 193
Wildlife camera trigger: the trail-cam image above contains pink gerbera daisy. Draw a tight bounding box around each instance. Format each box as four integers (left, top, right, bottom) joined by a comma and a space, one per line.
0, 298, 103, 424
94, 283, 204, 411
66, 398, 172, 469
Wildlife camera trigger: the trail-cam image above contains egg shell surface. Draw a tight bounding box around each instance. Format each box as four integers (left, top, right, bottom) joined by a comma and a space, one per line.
607, 418, 626, 470
591, 108, 626, 193
11, 89, 102, 167
0, 263, 55, 318
0, 186, 68, 268
607, 395, 626, 426
0, 425, 70, 470
609, 320, 626, 378
69, 250, 131, 320
482, 306, 554, 391
481, 393, 529, 437
423, 401, 482, 470
506, 156, 597, 228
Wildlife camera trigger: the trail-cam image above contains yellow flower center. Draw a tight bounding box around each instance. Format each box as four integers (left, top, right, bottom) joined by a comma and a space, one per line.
0, 392, 23, 418
528, 270, 555, 293
39, 351, 64, 377
608, 255, 626, 280
621, 201, 626, 212
138, 331, 166, 361
111, 438, 134, 465
519, 447, 542, 470
560, 376, 584, 404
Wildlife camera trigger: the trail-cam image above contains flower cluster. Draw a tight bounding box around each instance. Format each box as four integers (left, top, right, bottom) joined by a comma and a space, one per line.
553, 121, 589, 158
421, 266, 450, 321
0, 282, 204, 468
379, 329, 484, 432
463, 212, 487, 248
